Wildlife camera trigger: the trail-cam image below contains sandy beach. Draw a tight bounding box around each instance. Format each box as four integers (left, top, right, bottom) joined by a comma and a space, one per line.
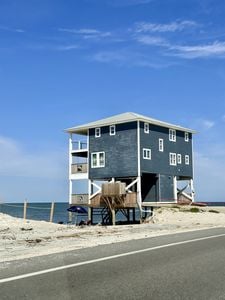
1, 206, 225, 263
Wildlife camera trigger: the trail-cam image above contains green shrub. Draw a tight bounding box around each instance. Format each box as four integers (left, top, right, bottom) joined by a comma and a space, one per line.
189, 207, 200, 213
208, 209, 219, 214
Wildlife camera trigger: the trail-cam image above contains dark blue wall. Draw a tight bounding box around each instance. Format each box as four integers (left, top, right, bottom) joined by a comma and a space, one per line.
140, 122, 193, 178
159, 174, 174, 202
89, 122, 138, 179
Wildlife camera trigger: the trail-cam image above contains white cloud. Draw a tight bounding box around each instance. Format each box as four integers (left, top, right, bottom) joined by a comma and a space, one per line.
91, 50, 175, 68
194, 151, 225, 202
55, 44, 79, 51
0, 25, 25, 33
135, 20, 197, 33
170, 41, 225, 59
0, 136, 68, 202
201, 120, 215, 130
168, 41, 225, 59
92, 51, 126, 63
0, 136, 66, 179
58, 28, 111, 39
135, 35, 168, 46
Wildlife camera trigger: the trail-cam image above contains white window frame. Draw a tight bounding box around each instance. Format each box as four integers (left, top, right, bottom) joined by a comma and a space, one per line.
185, 132, 189, 142
91, 152, 105, 168
169, 152, 177, 166
185, 155, 190, 165
169, 129, 176, 142
95, 128, 101, 138
159, 138, 164, 152
144, 123, 149, 134
177, 154, 182, 164
143, 148, 151, 160
109, 125, 116, 136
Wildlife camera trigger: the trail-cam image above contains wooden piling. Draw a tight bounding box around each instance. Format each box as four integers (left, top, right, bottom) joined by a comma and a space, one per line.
49, 202, 55, 222
23, 200, 27, 221
112, 208, 116, 226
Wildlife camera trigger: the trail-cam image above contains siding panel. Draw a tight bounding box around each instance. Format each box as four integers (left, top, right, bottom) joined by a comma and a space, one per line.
89, 122, 138, 179
140, 122, 193, 178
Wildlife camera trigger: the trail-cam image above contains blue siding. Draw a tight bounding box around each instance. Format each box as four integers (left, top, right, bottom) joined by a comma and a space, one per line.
140, 122, 193, 178
159, 174, 174, 202
89, 122, 138, 179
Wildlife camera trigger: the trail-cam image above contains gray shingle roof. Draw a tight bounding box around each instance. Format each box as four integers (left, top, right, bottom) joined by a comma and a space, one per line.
65, 112, 196, 135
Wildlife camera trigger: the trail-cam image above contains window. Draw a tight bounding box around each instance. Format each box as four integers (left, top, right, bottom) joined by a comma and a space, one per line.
177, 154, 182, 164
159, 138, 164, 152
109, 125, 116, 136
143, 148, 151, 160
169, 129, 176, 142
185, 132, 189, 142
91, 152, 105, 168
169, 153, 177, 166
95, 128, 101, 138
144, 123, 149, 134
185, 155, 190, 165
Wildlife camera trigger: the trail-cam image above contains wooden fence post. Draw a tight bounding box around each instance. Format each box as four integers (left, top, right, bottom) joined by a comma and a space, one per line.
49, 202, 55, 222
23, 200, 27, 221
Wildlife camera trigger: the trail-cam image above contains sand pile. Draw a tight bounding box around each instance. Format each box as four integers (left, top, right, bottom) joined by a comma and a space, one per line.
0, 206, 225, 263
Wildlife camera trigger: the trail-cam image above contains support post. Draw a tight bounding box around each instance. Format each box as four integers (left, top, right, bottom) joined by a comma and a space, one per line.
173, 176, 177, 202
91, 207, 93, 225
49, 202, 55, 222
137, 177, 142, 223
112, 208, 116, 226
68, 211, 72, 223
133, 208, 136, 222
88, 179, 92, 221
190, 179, 195, 202
127, 209, 130, 222
23, 200, 27, 221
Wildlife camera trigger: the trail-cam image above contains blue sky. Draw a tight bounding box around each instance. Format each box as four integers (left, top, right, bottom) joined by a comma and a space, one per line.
0, 0, 225, 202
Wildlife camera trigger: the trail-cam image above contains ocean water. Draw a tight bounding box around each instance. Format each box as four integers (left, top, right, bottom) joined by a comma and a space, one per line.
0, 202, 85, 224
0, 202, 130, 224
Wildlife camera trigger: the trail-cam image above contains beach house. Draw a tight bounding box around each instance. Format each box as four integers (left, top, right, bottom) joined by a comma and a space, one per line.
65, 112, 196, 224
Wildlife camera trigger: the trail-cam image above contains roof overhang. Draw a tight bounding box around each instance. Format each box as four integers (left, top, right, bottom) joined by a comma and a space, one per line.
65, 112, 196, 135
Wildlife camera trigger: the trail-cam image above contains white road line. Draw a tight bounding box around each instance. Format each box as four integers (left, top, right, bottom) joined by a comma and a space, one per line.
1, 232, 225, 284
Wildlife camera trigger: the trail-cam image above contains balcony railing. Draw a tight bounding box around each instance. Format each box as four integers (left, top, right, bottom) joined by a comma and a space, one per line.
71, 163, 88, 174
71, 194, 89, 204
72, 141, 88, 151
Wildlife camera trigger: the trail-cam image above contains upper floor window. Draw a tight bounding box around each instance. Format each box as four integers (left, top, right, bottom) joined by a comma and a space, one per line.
159, 138, 164, 152
185, 132, 189, 142
169, 129, 176, 142
95, 128, 101, 138
143, 148, 151, 160
177, 154, 182, 164
144, 123, 149, 134
91, 152, 105, 168
109, 125, 116, 136
169, 153, 177, 166
185, 155, 190, 165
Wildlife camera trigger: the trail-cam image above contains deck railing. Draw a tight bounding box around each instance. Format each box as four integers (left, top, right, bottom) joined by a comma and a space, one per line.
72, 141, 88, 151
71, 163, 88, 174
71, 194, 89, 204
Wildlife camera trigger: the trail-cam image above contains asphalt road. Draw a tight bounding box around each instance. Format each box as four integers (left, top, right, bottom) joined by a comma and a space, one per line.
1, 227, 225, 300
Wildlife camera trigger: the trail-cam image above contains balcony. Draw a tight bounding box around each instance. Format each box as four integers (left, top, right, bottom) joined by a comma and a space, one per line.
72, 141, 87, 151
71, 194, 89, 205
71, 163, 88, 174
71, 141, 88, 158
